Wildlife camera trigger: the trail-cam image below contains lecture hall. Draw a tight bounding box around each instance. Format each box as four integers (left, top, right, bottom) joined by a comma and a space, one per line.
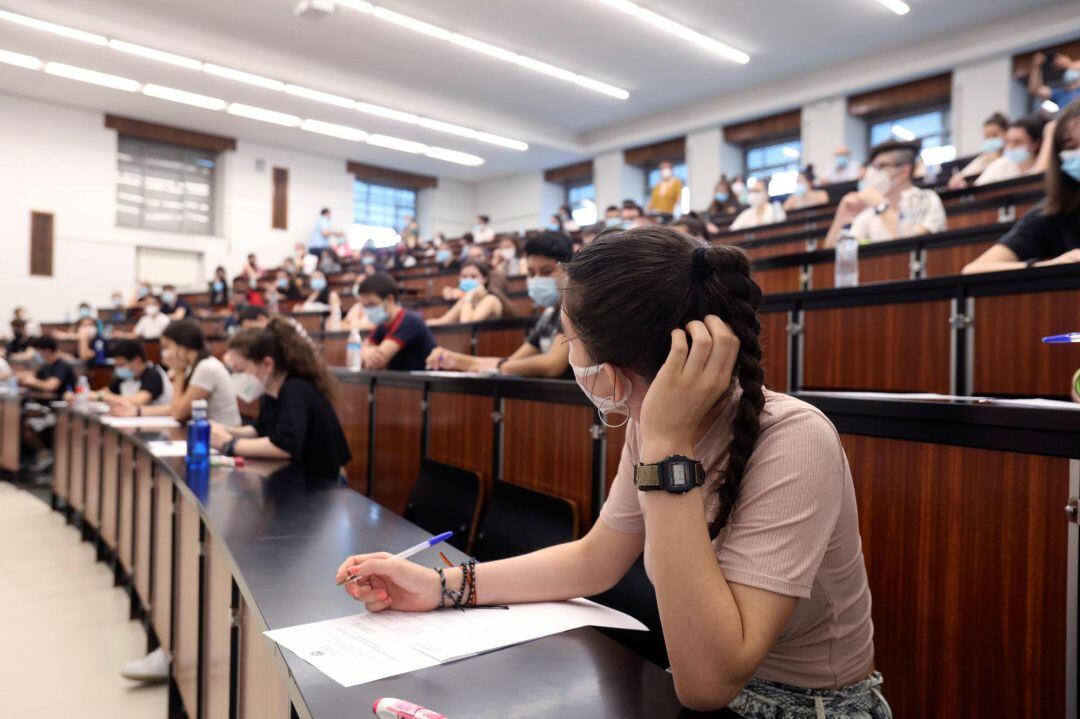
2, 0, 1080, 717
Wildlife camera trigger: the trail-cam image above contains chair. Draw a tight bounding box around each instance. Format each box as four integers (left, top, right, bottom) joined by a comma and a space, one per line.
589, 556, 668, 668
472, 481, 577, 562
403, 459, 483, 553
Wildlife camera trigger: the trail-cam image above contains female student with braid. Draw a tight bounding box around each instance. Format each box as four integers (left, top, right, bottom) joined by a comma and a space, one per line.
334, 227, 885, 716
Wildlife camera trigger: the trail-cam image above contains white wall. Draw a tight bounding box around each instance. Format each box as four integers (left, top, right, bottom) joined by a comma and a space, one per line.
802, 97, 867, 179
951, 56, 1028, 156
418, 179, 477, 239
686, 127, 722, 210
475, 171, 548, 233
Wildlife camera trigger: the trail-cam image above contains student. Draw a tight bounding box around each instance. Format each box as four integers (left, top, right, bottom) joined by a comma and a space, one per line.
132, 281, 153, 308
974, 114, 1047, 186
160, 285, 191, 320
426, 232, 572, 379
730, 182, 786, 230
490, 236, 526, 277
434, 246, 455, 270
238, 305, 271, 330
121, 320, 241, 425
706, 176, 743, 219
119, 297, 170, 340
948, 113, 1009, 188
108, 291, 128, 323
16, 336, 77, 473
826, 145, 860, 184
1029, 51, 1080, 112
401, 214, 419, 249
670, 213, 710, 241
274, 270, 304, 300
603, 204, 621, 226
94, 339, 171, 409
7, 319, 31, 357
308, 207, 343, 256
824, 141, 947, 247
209, 266, 230, 307
233, 275, 265, 308
12, 306, 42, 338
210, 320, 351, 476
300, 271, 340, 310
620, 199, 643, 225
556, 204, 579, 233
580, 223, 606, 245
428, 261, 514, 326
646, 160, 684, 217
473, 214, 495, 244
963, 100, 1080, 273
338, 226, 886, 716
782, 166, 830, 212
355, 273, 437, 371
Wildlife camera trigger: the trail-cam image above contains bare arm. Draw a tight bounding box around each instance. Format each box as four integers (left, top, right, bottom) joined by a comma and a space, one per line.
457, 294, 501, 324
361, 339, 403, 370
499, 333, 570, 378
1029, 53, 1050, 98
962, 244, 1023, 274
427, 299, 464, 326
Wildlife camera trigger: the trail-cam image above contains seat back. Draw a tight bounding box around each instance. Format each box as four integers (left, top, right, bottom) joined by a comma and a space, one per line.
403, 459, 482, 552
589, 556, 667, 668
473, 481, 577, 562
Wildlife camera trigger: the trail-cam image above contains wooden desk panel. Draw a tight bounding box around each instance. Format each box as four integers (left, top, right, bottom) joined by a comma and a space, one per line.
151, 471, 174, 652
752, 265, 802, 295
974, 290, 1080, 397
741, 237, 810, 261
426, 390, 494, 490
923, 240, 996, 277
292, 313, 325, 335
89, 365, 113, 391
53, 411, 70, 502
476, 327, 527, 358
133, 454, 153, 605
842, 434, 1068, 719
0, 396, 19, 473
100, 431, 119, 546
759, 310, 789, 393
337, 380, 371, 494
812, 252, 911, 290
117, 442, 135, 573
68, 414, 85, 512
501, 399, 593, 534
371, 385, 424, 514
430, 327, 471, 355
173, 494, 202, 718
84, 421, 102, 529
802, 300, 952, 392
203, 534, 234, 719
237, 598, 290, 719
322, 333, 347, 367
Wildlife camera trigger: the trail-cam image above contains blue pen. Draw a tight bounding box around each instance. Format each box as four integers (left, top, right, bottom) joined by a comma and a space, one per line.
1042, 333, 1080, 344
341, 531, 453, 585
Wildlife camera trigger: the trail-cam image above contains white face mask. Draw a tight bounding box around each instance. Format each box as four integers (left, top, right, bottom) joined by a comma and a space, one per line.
498, 247, 517, 261
569, 359, 632, 428
231, 372, 265, 403
145, 305, 160, 317
861, 166, 894, 196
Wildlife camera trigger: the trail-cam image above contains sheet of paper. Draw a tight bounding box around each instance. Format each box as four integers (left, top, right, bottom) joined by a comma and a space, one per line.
984, 397, 1080, 410
265, 598, 646, 687
99, 416, 181, 428
145, 440, 189, 457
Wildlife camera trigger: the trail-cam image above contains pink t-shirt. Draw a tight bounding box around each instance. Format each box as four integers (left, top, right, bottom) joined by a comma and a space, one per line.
599, 389, 874, 688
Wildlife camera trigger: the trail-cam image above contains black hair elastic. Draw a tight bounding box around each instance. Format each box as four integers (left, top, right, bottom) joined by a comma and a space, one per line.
691, 245, 715, 280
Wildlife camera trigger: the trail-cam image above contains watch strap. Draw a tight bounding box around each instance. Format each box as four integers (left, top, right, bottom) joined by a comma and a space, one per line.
635, 463, 662, 489
634, 455, 706, 492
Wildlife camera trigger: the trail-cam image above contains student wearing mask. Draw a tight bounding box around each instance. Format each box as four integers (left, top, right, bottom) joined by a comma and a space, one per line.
55, 304, 107, 365
603, 205, 621, 227
339, 227, 885, 716
1029, 51, 1080, 112
948, 113, 1009, 188
210, 319, 351, 476
646, 160, 684, 217
17, 336, 76, 473
238, 305, 271, 330
730, 181, 786, 230
490, 236, 526, 277
620, 199, 643, 226
94, 339, 171, 410
557, 205, 579, 233
160, 285, 191, 320
354, 274, 437, 371
782, 166, 830, 212
426, 232, 572, 379
974, 114, 1047, 186
826, 145, 860, 184
109, 291, 128, 323
824, 141, 946, 247
473, 215, 495, 244
12, 306, 41, 338
301, 271, 340, 309
308, 207, 344, 256
429, 261, 515, 326
242, 253, 260, 285
119, 297, 170, 340
132, 281, 153, 308
274, 270, 304, 301
707, 176, 743, 219
120, 319, 241, 425
963, 100, 1080, 274
209, 266, 230, 307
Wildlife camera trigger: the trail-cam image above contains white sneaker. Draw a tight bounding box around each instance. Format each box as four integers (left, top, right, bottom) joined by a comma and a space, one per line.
120, 647, 169, 682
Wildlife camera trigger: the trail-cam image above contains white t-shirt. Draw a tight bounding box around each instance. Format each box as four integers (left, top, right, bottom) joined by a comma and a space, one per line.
827, 164, 860, 184
973, 156, 1034, 187
188, 356, 242, 426
730, 202, 787, 231
132, 312, 171, 339
117, 363, 173, 406
850, 187, 947, 243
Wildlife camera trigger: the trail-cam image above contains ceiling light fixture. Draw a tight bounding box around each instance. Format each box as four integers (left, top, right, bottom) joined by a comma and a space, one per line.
417, 117, 476, 139
108, 39, 203, 70
44, 61, 140, 91
203, 63, 285, 91
300, 118, 368, 141
472, 132, 528, 152
366, 134, 427, 153
284, 83, 356, 109
143, 83, 226, 110
594, 0, 749, 64
0, 9, 107, 46
874, 0, 911, 15
226, 102, 302, 127
336, 2, 629, 100
424, 146, 485, 166
781, 146, 800, 159
355, 101, 420, 124
0, 48, 42, 70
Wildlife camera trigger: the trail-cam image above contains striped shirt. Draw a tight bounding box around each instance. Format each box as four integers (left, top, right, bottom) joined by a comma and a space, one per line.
851, 186, 946, 242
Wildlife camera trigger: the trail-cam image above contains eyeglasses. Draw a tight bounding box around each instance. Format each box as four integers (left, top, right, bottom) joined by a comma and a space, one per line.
870, 161, 905, 171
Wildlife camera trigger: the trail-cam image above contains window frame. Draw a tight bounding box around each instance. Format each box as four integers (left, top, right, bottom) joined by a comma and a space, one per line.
115, 135, 218, 236
866, 105, 952, 153
351, 179, 418, 234
743, 137, 802, 197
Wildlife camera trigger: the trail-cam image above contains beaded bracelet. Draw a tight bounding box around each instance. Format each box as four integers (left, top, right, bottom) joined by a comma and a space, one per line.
435, 560, 477, 610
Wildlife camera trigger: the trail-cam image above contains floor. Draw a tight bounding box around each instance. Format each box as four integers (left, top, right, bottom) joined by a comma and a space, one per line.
0, 481, 167, 718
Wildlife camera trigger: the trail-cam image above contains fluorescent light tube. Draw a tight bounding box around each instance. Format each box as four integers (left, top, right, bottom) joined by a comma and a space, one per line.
335, 0, 375, 13
572, 75, 630, 100
356, 101, 419, 124
372, 7, 450, 40
0, 48, 43, 70
44, 62, 140, 91
204, 63, 285, 91
448, 33, 519, 63
875, 0, 911, 15
108, 40, 203, 70
418, 117, 476, 139
0, 9, 107, 46
227, 103, 301, 126
300, 119, 368, 141
594, 0, 749, 64
284, 83, 356, 108
473, 132, 529, 151
143, 84, 226, 110
425, 146, 485, 166
366, 134, 427, 153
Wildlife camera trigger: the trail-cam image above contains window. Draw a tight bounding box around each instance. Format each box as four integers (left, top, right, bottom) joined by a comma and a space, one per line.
567, 182, 597, 226
868, 107, 955, 167
352, 180, 416, 248
744, 139, 801, 196
117, 137, 216, 235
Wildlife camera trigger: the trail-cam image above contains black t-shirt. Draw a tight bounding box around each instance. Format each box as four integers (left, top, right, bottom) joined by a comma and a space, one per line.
36, 359, 76, 398
1000, 205, 1080, 262
108, 363, 166, 401
162, 297, 192, 317
209, 281, 230, 306
7, 333, 30, 355
255, 376, 352, 478
369, 309, 437, 371
523, 307, 573, 380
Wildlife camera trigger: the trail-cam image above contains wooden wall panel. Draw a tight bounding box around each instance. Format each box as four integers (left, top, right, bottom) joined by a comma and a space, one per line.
0, 397, 19, 472
426, 391, 493, 482
291, 313, 324, 336
841, 434, 1068, 719
509, 295, 536, 317
173, 495, 202, 718
502, 399, 593, 534
802, 301, 952, 392
973, 290, 1080, 397
117, 442, 135, 573
30, 210, 54, 276
83, 421, 102, 529
347, 160, 437, 190
53, 412, 70, 503
759, 310, 789, 393
106, 114, 236, 152
476, 327, 527, 358
812, 252, 911, 290
752, 265, 802, 295
371, 385, 424, 514
336, 381, 370, 493
430, 328, 472, 355
203, 534, 234, 719
151, 471, 174, 652
847, 73, 951, 117
323, 333, 347, 367
133, 454, 153, 606
68, 415, 85, 512
237, 598, 291, 719
271, 167, 288, 230
99, 430, 119, 547
723, 110, 801, 146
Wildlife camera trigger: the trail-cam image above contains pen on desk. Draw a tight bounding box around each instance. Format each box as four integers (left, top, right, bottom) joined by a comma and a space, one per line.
339, 531, 454, 586
1042, 332, 1080, 344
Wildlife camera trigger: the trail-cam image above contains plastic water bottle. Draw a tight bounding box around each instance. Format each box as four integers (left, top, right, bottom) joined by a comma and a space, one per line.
834, 224, 859, 288
74, 376, 90, 411
346, 329, 363, 372
268, 289, 280, 316
186, 398, 210, 474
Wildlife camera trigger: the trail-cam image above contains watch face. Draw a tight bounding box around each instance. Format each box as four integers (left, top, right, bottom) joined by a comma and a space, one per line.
669, 463, 688, 488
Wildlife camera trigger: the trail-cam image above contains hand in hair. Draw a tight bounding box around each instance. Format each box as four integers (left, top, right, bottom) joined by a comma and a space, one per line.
639, 315, 740, 464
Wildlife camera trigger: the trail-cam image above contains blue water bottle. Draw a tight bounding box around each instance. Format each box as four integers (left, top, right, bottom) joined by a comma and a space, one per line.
186, 398, 210, 475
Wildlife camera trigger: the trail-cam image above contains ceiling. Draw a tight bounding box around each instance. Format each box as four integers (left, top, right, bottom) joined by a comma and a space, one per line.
0, 0, 1068, 179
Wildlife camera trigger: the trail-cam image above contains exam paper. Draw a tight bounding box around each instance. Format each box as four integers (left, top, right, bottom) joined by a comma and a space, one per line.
99, 416, 181, 428
265, 598, 646, 687
145, 441, 190, 458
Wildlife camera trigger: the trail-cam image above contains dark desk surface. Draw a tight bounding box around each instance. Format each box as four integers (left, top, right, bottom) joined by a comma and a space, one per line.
121, 426, 726, 718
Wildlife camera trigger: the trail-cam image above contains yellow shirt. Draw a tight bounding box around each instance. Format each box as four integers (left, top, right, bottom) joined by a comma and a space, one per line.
649, 177, 683, 214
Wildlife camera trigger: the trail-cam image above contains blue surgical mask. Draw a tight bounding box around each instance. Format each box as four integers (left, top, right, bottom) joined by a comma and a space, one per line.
459, 278, 481, 293
114, 366, 133, 381
1060, 149, 1080, 182
794, 182, 808, 197
527, 276, 559, 308
79, 307, 92, 319
137, 286, 149, 299
714, 192, 729, 202
310, 277, 327, 292
277, 278, 288, 290
545, 222, 560, 231
1004, 147, 1031, 165
362, 256, 375, 266
1065, 68, 1080, 85
436, 249, 452, 263
604, 217, 620, 227
364, 303, 389, 325
212, 280, 224, 292
836, 155, 849, 168
162, 291, 176, 305
982, 137, 1004, 153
